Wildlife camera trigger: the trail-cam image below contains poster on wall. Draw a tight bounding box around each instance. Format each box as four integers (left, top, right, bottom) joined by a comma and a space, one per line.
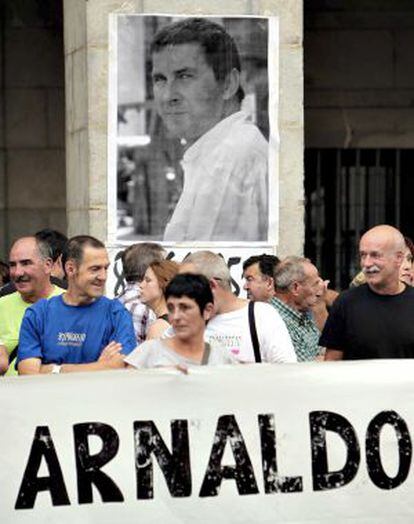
108, 14, 279, 246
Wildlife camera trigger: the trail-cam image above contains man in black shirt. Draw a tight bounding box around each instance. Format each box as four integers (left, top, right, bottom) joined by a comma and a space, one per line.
321, 224, 414, 360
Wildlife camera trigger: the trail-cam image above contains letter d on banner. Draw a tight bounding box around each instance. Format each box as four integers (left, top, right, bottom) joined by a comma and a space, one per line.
309, 411, 361, 491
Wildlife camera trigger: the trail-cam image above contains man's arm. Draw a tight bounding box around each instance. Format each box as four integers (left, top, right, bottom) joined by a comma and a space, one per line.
319, 292, 347, 360
18, 342, 126, 375
59, 342, 125, 373
17, 307, 44, 371
324, 349, 344, 361
111, 301, 138, 354
18, 357, 42, 375
0, 344, 9, 375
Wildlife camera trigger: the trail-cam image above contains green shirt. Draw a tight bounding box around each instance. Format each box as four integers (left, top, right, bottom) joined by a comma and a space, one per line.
269, 297, 321, 362
0, 285, 64, 376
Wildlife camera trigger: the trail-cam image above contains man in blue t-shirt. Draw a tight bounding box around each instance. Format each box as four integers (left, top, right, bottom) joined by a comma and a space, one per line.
17, 235, 136, 374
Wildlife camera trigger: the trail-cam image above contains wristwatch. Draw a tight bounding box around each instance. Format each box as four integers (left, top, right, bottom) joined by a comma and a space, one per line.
51, 364, 62, 374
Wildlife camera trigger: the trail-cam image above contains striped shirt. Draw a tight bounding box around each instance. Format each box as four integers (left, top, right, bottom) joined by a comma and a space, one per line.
116, 283, 155, 345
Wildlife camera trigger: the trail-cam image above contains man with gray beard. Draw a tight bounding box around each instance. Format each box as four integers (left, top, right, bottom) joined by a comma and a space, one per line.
321, 224, 414, 360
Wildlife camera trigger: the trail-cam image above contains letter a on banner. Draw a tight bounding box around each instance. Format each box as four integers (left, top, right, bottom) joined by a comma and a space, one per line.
309, 411, 361, 491
15, 426, 70, 509
199, 414, 259, 497
134, 420, 191, 499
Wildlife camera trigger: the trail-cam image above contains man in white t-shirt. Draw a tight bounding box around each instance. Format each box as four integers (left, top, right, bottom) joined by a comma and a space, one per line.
180, 251, 296, 363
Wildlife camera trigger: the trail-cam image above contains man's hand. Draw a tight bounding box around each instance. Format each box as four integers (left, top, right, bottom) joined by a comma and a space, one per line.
324, 348, 344, 361
18, 342, 127, 375
98, 341, 125, 369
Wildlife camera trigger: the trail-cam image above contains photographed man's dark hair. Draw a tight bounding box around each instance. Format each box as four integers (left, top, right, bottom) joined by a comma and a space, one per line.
165, 273, 213, 314
151, 17, 245, 103
121, 242, 166, 283
35, 229, 68, 263
64, 235, 105, 267
242, 254, 280, 279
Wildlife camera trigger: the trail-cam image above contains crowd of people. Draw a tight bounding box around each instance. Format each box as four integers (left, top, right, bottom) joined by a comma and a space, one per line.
0, 223, 413, 377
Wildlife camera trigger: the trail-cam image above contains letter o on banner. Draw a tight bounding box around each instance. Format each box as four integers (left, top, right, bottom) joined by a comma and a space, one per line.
365, 410, 412, 489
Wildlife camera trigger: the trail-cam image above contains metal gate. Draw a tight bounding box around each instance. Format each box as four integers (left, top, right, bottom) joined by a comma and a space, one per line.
305, 149, 414, 290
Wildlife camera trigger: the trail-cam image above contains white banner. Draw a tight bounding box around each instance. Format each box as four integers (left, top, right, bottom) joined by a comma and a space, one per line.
1, 361, 414, 523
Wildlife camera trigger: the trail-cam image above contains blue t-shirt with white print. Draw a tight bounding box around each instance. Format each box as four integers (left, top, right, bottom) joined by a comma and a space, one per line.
17, 295, 136, 365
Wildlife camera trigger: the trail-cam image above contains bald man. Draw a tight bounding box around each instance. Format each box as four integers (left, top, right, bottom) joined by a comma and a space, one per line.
321, 225, 414, 360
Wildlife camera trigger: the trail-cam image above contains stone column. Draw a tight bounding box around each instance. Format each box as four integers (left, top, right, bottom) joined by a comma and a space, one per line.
63, 0, 304, 255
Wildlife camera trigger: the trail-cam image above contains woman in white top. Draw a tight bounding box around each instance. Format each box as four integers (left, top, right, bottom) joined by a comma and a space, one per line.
125, 273, 236, 368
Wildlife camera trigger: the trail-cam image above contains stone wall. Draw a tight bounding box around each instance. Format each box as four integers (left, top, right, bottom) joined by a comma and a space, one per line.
0, 1, 66, 257
305, 2, 414, 148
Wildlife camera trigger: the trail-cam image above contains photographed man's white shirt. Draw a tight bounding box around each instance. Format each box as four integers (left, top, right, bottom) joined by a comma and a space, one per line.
163, 111, 268, 241
205, 302, 297, 363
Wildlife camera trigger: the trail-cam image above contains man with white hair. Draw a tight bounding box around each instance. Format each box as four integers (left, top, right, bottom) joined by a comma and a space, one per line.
270, 256, 322, 361
180, 251, 296, 363
321, 224, 414, 360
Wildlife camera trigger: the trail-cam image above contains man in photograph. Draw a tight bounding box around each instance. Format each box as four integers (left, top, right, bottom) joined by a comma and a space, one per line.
151, 17, 268, 242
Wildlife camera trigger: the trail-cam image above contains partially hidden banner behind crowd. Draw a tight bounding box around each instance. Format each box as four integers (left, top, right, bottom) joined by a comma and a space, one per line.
106, 245, 269, 298
1, 361, 414, 523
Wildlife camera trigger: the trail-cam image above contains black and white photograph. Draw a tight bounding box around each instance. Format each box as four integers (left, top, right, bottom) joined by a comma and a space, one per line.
109, 15, 276, 244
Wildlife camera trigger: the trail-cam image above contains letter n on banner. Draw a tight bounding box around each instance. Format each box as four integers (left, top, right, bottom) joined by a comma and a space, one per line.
134, 420, 191, 499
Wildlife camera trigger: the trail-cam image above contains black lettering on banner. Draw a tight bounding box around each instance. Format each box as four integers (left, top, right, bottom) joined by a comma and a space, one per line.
258, 414, 303, 493
15, 426, 70, 510
366, 410, 412, 489
113, 250, 126, 297
309, 411, 360, 491
227, 256, 241, 296
73, 423, 124, 504
134, 420, 191, 499
113, 250, 244, 296
199, 414, 259, 497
